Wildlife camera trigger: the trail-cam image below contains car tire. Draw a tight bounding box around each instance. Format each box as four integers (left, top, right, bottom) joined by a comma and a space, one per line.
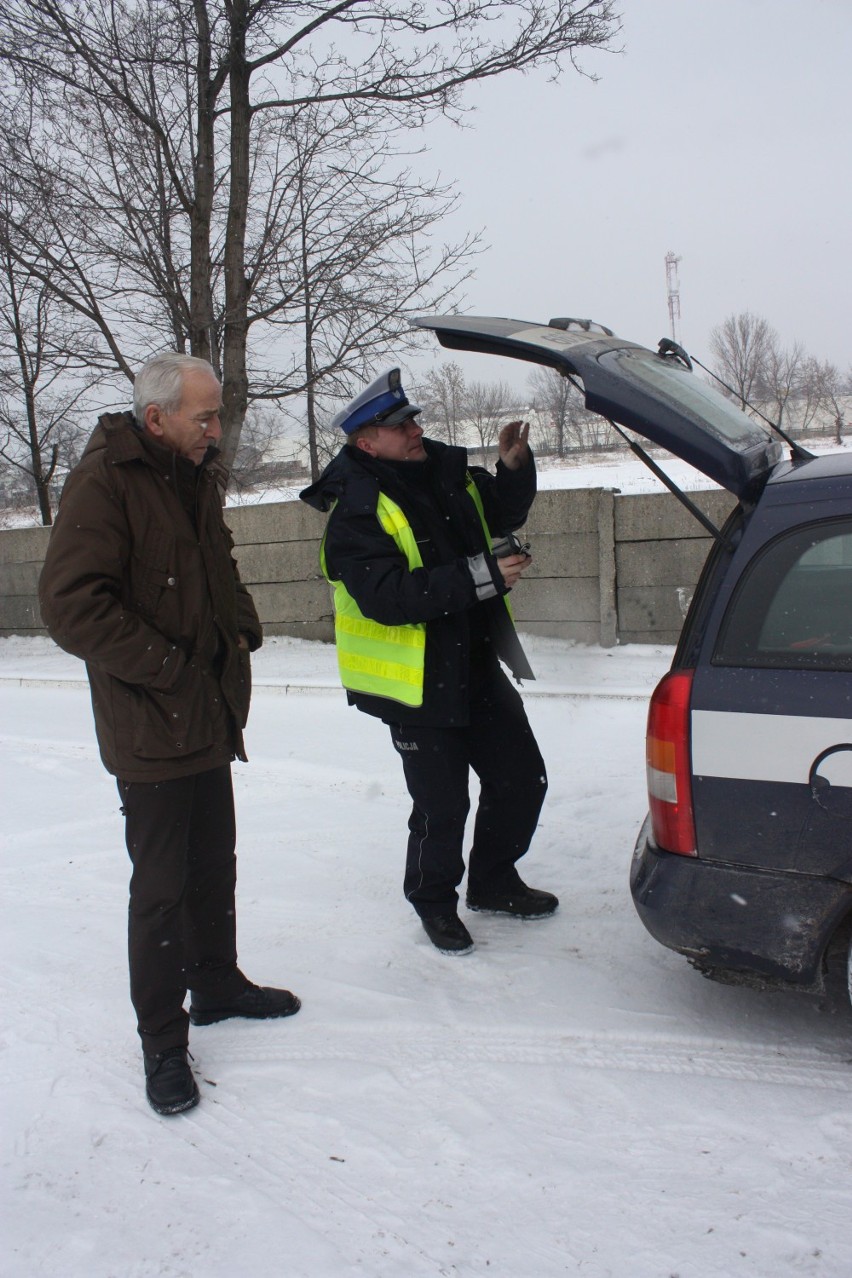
847, 934, 852, 1012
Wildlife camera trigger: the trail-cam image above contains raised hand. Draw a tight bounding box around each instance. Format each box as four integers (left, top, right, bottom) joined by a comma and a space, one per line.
498, 420, 530, 471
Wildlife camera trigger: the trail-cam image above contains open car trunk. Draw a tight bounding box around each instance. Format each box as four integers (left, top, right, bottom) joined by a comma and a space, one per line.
412, 315, 784, 502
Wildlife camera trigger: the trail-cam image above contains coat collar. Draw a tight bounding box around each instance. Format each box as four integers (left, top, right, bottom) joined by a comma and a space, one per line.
87, 410, 220, 481
300, 435, 469, 513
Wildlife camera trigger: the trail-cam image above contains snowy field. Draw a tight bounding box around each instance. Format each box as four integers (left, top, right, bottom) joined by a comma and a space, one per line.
224, 438, 848, 508
3, 438, 846, 528
2, 634, 851, 1278
224, 450, 725, 509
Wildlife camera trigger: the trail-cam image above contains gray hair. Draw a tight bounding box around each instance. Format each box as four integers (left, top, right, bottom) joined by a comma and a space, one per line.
133, 353, 220, 424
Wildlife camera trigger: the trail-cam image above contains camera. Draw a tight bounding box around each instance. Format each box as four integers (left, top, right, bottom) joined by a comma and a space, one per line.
491, 532, 531, 558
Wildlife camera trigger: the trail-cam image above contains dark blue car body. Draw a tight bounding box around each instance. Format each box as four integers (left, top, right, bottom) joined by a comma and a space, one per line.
632, 453, 852, 994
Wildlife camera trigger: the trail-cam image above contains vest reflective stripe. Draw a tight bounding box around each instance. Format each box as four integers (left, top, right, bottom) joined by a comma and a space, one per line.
465, 476, 515, 622
377, 501, 413, 540
465, 477, 488, 528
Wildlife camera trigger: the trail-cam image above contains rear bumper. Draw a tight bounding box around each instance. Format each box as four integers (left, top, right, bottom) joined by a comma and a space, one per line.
630, 815, 852, 991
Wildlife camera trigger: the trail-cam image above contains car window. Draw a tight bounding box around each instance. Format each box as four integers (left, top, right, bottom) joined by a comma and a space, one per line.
602, 349, 777, 453
713, 518, 852, 670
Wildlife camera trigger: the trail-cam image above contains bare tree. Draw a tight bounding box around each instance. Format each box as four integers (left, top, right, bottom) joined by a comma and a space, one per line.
709, 312, 778, 412
567, 402, 617, 451
709, 311, 850, 440
0, 0, 620, 473
806, 359, 849, 445
785, 353, 833, 440
279, 106, 479, 480
528, 365, 574, 456
0, 196, 98, 523
463, 378, 514, 463
758, 339, 808, 433
311, 392, 354, 474
526, 364, 616, 453
416, 362, 467, 446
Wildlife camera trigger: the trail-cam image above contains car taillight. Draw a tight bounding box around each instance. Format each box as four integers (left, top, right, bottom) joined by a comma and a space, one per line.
646, 669, 697, 856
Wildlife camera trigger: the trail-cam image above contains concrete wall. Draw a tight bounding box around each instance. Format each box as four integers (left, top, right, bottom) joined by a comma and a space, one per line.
0, 525, 52, 636
0, 487, 736, 646
613, 490, 736, 643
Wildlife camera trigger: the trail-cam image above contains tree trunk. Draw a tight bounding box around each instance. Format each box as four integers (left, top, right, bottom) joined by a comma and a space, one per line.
24, 390, 53, 525
219, 0, 251, 474
298, 171, 321, 482
306, 381, 320, 482
188, 0, 219, 369
34, 454, 55, 526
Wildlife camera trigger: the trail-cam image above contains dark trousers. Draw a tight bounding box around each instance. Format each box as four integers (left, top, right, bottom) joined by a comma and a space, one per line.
390, 667, 548, 918
117, 765, 245, 1055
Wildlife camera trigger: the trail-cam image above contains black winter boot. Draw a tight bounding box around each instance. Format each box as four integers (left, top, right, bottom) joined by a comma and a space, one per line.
421, 913, 475, 955
144, 1046, 200, 1116
467, 878, 558, 918
189, 982, 301, 1026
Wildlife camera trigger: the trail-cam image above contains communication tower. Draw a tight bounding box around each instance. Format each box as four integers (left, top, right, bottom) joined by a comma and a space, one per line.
665, 252, 682, 343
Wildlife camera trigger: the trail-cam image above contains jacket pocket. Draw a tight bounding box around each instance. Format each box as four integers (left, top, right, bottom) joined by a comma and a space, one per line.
129, 528, 177, 620
130, 561, 177, 621
129, 664, 215, 760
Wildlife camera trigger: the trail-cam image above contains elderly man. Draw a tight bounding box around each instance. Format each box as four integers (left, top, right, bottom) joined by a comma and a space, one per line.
301, 370, 556, 956
39, 353, 299, 1116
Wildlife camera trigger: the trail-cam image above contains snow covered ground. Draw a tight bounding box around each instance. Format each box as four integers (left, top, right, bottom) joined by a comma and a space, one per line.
2, 634, 851, 1278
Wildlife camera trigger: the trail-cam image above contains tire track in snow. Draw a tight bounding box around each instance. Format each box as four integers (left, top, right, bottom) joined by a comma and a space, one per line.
0, 674, 651, 701
196, 1023, 852, 1092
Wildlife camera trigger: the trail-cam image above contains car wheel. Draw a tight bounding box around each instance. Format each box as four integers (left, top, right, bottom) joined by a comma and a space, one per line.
848, 934, 852, 1011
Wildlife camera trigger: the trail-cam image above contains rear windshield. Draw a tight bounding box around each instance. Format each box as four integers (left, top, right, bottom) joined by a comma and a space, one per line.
714, 518, 852, 671
604, 350, 775, 453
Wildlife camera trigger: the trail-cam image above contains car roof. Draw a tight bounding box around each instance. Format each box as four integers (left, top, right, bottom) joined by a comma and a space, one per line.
412, 314, 786, 499
767, 451, 852, 485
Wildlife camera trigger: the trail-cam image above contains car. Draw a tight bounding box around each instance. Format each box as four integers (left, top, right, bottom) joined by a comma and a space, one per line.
413, 313, 852, 1010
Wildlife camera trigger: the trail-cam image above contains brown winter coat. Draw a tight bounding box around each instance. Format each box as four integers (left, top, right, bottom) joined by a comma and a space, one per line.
38, 412, 262, 782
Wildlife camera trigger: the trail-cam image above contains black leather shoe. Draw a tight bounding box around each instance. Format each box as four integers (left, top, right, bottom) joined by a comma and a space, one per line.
189, 982, 301, 1026
144, 1046, 200, 1116
421, 913, 475, 955
467, 880, 559, 918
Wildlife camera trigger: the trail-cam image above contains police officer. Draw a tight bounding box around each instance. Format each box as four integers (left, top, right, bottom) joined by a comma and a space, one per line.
300, 371, 556, 955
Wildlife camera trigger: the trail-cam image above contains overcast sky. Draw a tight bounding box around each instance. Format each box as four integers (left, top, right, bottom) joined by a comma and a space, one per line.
406, 0, 852, 391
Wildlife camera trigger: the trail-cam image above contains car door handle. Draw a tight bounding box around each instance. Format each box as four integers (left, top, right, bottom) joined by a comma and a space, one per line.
809, 744, 852, 817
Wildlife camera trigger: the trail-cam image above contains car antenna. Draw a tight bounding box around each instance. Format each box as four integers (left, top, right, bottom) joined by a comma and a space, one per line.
664, 340, 816, 463
560, 366, 733, 549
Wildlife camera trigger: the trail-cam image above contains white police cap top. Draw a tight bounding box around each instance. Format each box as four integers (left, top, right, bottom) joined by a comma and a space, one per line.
332, 369, 422, 435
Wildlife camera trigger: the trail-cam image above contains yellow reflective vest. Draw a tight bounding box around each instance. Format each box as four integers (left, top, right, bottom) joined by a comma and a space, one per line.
321, 477, 510, 708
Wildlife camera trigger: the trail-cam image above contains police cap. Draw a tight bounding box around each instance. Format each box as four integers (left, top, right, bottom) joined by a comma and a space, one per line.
332, 369, 422, 435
